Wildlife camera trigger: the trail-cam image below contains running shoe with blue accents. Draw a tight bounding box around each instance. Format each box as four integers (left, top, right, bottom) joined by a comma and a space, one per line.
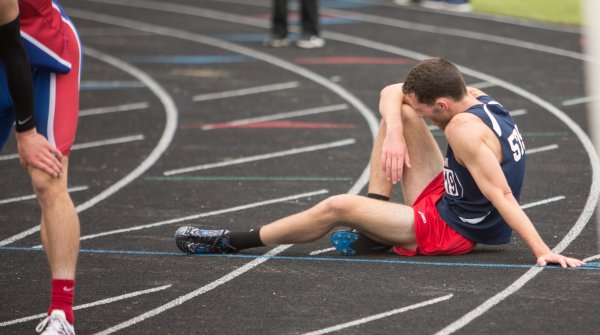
175, 227, 236, 254
331, 230, 392, 256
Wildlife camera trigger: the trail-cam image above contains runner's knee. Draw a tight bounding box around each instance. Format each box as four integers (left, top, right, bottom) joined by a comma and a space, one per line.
320, 194, 356, 221
401, 103, 420, 124
29, 168, 67, 205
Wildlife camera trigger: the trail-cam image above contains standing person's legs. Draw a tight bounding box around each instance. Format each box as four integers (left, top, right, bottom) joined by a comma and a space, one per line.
31, 23, 81, 325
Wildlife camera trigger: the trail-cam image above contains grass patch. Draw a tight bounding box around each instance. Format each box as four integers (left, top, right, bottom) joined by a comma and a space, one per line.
471, 0, 581, 26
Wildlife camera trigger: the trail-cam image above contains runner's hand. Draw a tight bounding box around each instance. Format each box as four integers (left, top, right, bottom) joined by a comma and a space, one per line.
537, 252, 586, 268
381, 128, 411, 184
15, 128, 63, 177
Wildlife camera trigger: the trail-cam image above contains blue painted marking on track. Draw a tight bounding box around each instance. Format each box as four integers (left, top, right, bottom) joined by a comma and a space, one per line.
2, 246, 599, 271
216, 33, 298, 42
80, 81, 145, 90
321, 0, 372, 9
127, 55, 255, 65
320, 16, 362, 25
284, 16, 361, 26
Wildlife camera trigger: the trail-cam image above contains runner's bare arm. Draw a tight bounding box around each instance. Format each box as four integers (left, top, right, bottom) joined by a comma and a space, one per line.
378, 83, 412, 184
446, 115, 585, 268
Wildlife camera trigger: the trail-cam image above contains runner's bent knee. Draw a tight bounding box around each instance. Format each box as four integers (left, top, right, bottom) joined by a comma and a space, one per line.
320, 194, 359, 222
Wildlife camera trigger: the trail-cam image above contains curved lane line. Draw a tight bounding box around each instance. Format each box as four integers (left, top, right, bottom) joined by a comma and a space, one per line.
301, 294, 454, 335
0, 47, 178, 247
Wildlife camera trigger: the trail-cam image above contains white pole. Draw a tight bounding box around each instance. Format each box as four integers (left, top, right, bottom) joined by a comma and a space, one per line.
583, 0, 600, 252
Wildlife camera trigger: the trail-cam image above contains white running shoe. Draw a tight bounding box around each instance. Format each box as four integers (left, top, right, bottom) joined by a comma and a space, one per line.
296, 36, 325, 49
36, 310, 75, 335
443, 2, 472, 12
263, 37, 290, 48
420, 0, 445, 10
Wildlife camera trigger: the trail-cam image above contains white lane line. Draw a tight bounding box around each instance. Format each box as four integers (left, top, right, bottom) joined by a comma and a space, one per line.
469, 81, 496, 89
163, 139, 356, 176
192, 81, 300, 102
199, 103, 349, 130
509, 109, 527, 117
73, 134, 145, 150
68, 8, 378, 334
0, 135, 145, 161
525, 144, 559, 155
309, 247, 336, 256
0, 284, 171, 327
0, 186, 89, 205
79, 102, 150, 117
0, 47, 178, 247
583, 254, 600, 262
520, 196, 565, 210
93, 245, 290, 335
79, 190, 329, 242
320, 7, 593, 63
81, 80, 146, 89
301, 294, 454, 335
561, 96, 600, 106
435, 267, 545, 335
309, 196, 565, 256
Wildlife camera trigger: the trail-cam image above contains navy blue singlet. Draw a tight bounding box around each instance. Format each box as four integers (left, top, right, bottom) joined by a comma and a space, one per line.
437, 95, 526, 245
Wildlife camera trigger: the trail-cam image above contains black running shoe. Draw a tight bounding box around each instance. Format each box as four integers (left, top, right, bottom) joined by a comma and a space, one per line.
330, 230, 392, 256
174, 227, 236, 254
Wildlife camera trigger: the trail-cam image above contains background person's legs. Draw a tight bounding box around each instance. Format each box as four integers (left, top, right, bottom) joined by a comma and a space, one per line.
300, 0, 319, 37
272, 0, 288, 38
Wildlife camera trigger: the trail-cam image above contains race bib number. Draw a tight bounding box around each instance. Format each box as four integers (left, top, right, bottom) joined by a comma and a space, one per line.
443, 168, 463, 197
508, 125, 526, 162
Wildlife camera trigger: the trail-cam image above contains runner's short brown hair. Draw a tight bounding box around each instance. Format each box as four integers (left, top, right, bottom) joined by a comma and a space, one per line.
402, 58, 467, 105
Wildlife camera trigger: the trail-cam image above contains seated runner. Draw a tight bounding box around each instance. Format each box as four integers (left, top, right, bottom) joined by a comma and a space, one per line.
175, 58, 584, 268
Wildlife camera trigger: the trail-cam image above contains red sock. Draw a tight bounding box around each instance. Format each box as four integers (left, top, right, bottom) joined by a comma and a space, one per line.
48, 279, 75, 324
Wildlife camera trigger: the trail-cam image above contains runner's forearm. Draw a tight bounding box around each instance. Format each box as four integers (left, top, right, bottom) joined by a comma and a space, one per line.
0, 16, 36, 132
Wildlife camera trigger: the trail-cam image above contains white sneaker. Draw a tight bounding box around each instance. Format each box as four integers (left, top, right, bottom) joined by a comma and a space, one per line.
36, 310, 75, 335
296, 36, 325, 49
443, 2, 472, 12
262, 37, 290, 48
420, 0, 445, 10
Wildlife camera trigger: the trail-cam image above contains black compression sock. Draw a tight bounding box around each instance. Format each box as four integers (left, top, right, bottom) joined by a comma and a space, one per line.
367, 193, 390, 201
228, 227, 265, 251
